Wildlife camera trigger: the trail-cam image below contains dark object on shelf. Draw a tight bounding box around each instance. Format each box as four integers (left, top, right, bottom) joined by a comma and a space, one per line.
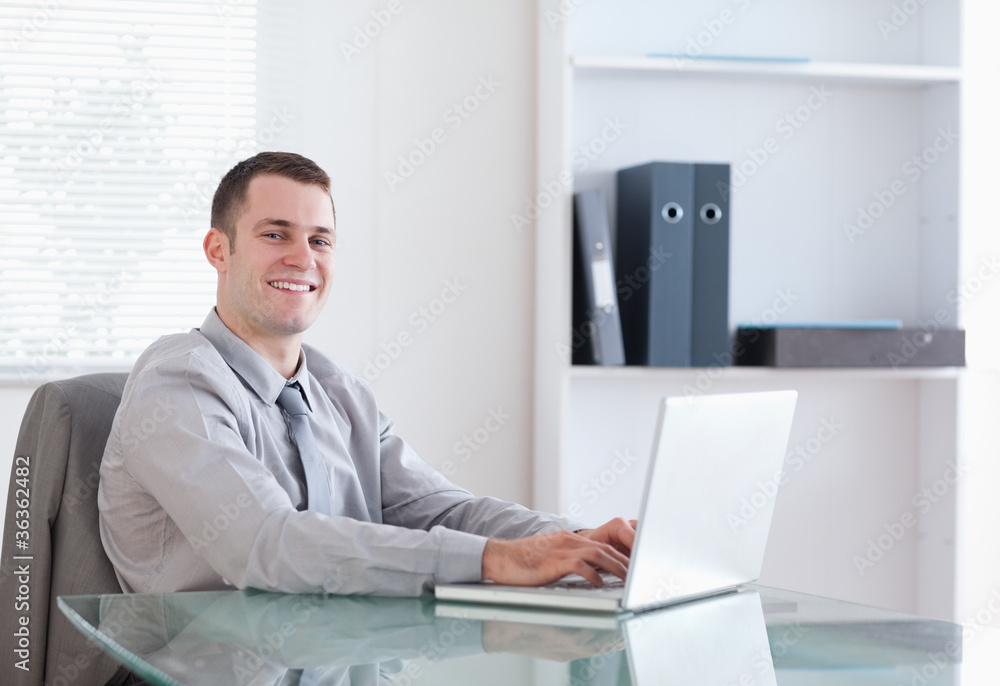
734, 327, 966, 368
616, 162, 695, 366
691, 163, 731, 367
616, 161, 731, 367
571, 189, 625, 365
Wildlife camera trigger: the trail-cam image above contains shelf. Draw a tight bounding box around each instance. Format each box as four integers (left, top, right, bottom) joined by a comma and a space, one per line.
568, 365, 963, 382
538, 0, 964, 619
571, 55, 962, 86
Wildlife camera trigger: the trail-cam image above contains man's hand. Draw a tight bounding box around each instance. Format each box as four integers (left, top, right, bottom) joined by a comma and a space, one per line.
481, 517, 636, 587
574, 517, 638, 557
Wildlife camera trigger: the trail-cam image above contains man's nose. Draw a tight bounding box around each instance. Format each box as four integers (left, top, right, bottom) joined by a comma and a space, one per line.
283, 235, 316, 270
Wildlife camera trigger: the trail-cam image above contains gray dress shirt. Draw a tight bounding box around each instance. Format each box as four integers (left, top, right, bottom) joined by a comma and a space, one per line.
98, 309, 579, 595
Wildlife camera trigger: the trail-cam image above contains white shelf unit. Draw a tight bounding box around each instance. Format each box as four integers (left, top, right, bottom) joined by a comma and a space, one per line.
533, 0, 962, 620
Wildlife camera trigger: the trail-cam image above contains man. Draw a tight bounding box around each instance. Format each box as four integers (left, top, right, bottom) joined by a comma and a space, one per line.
99, 151, 634, 596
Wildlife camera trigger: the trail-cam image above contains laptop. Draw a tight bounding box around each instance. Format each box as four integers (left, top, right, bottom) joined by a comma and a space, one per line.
435, 390, 798, 613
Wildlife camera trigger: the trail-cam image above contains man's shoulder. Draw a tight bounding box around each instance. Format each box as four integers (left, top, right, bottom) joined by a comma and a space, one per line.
302, 343, 376, 405
127, 329, 235, 390
110, 330, 250, 457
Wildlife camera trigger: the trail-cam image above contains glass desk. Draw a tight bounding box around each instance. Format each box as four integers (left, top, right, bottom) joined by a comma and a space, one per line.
59, 585, 999, 685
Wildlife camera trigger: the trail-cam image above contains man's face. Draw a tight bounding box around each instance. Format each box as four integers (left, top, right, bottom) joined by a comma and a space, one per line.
210, 174, 335, 349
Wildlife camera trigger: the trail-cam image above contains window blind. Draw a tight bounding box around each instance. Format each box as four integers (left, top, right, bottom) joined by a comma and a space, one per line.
0, 0, 259, 382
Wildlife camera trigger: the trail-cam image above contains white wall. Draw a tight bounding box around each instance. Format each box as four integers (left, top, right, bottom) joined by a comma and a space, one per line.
0, 1, 539, 526
958, 0, 1000, 631
303, 0, 540, 503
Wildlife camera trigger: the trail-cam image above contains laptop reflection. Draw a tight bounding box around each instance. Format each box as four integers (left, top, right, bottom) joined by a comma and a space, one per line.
440, 588, 775, 686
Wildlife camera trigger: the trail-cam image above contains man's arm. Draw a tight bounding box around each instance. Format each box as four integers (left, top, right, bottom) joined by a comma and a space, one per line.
326, 362, 636, 587
358, 393, 636, 586
376, 424, 583, 539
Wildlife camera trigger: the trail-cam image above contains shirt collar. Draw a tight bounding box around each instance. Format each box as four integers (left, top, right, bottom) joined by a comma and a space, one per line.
198, 308, 312, 408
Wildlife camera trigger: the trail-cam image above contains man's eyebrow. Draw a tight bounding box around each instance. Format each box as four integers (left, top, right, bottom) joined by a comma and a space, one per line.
253, 218, 335, 234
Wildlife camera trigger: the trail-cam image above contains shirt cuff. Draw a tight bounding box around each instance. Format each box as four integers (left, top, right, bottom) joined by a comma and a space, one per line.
434, 527, 489, 584
537, 515, 588, 533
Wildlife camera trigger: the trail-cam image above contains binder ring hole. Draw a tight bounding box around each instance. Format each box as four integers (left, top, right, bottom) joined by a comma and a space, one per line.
661, 202, 683, 224
700, 203, 722, 225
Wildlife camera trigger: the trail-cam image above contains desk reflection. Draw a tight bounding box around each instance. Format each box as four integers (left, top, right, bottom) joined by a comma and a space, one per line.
58, 586, 964, 686
66, 589, 771, 685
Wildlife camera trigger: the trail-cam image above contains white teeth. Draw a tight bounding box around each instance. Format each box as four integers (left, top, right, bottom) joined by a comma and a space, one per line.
269, 281, 310, 292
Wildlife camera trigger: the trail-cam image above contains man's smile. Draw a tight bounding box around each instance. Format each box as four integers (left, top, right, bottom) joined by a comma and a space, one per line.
268, 280, 317, 292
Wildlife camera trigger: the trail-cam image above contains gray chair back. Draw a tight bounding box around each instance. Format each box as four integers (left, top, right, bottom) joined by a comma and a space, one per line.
0, 373, 130, 686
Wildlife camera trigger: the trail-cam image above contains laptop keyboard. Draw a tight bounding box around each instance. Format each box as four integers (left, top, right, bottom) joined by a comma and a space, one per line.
548, 573, 625, 591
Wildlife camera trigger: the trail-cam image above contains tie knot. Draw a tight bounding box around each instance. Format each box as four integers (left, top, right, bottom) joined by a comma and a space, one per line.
277, 384, 309, 416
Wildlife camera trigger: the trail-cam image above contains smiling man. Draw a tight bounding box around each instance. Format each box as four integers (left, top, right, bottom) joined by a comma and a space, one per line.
98, 151, 634, 597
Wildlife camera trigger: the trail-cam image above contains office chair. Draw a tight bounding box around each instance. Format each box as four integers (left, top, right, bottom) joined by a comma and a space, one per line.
0, 373, 141, 686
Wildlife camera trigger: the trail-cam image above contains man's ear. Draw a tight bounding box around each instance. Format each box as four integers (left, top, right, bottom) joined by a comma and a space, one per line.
204, 228, 231, 273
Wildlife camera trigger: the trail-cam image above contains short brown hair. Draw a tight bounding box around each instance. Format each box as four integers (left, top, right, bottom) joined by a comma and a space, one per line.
211, 151, 334, 251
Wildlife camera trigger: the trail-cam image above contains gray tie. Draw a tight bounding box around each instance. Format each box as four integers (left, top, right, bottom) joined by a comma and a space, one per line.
277, 383, 333, 516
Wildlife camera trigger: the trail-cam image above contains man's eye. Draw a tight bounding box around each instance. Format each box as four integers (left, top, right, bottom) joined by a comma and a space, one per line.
312, 238, 333, 248
264, 232, 282, 239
